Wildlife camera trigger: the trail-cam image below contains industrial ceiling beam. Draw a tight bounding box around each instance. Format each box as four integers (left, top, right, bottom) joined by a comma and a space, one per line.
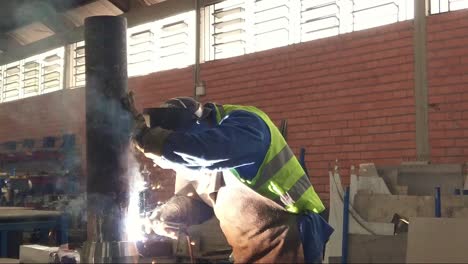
41, 12, 77, 34
109, 0, 131, 12
0, 0, 208, 65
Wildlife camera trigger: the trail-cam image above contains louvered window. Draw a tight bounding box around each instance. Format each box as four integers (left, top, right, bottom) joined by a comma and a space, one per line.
254, 0, 291, 51
352, 0, 404, 31
41, 48, 64, 93
301, 0, 341, 41
158, 17, 193, 70
209, 0, 247, 59
128, 22, 156, 77
156, 11, 195, 71
431, 0, 468, 13
3, 63, 20, 102
72, 41, 86, 87
22, 59, 40, 97
448, 0, 468, 11
127, 11, 195, 75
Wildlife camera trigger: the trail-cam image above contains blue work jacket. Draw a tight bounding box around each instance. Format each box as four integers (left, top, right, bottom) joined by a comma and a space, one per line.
161, 104, 333, 262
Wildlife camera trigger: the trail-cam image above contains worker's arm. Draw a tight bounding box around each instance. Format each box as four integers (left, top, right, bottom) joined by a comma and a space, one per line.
161, 110, 271, 181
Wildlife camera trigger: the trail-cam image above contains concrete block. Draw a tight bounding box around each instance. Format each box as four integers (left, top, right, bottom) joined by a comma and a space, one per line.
19, 245, 58, 264
348, 234, 407, 263
376, 168, 402, 194
452, 207, 468, 218
378, 164, 464, 195
326, 172, 394, 262
395, 185, 408, 195
398, 164, 464, 195
353, 193, 468, 222
406, 217, 468, 263
358, 163, 379, 177
349, 174, 391, 205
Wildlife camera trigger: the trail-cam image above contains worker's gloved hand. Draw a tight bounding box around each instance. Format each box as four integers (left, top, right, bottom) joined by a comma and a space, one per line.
121, 91, 141, 120
143, 215, 181, 240
136, 126, 172, 156
120, 91, 172, 155
145, 195, 214, 239
120, 91, 150, 147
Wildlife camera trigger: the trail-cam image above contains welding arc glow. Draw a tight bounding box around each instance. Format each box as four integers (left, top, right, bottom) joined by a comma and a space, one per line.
124, 151, 148, 242
126, 175, 147, 241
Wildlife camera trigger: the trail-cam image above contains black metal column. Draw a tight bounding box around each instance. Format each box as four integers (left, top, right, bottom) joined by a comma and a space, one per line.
85, 16, 130, 242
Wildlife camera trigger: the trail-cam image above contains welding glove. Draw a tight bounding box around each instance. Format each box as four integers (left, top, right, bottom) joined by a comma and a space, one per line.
121, 91, 149, 144
146, 195, 214, 239
137, 127, 173, 156
121, 91, 172, 155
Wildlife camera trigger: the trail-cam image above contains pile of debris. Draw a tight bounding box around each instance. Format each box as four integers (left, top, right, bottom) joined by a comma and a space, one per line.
326, 162, 468, 263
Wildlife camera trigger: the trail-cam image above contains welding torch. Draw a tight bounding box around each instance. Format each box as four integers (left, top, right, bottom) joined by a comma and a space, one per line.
142, 207, 188, 239
141, 214, 195, 263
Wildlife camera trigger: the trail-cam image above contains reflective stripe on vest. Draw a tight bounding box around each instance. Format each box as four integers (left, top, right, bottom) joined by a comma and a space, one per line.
213, 104, 325, 214
252, 145, 293, 189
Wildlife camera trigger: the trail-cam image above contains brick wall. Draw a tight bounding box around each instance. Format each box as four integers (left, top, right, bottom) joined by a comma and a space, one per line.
0, 88, 87, 188
0, 88, 84, 141
427, 10, 468, 164
1, 10, 467, 203
199, 22, 416, 199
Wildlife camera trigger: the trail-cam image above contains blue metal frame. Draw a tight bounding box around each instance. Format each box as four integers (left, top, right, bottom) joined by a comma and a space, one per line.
341, 187, 350, 264
0, 214, 68, 257
435, 187, 441, 218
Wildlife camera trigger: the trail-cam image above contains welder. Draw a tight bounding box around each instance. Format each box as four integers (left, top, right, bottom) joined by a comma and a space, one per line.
124, 95, 333, 263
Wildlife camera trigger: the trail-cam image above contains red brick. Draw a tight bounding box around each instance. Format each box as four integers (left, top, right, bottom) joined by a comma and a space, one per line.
432, 138, 456, 147
446, 148, 464, 156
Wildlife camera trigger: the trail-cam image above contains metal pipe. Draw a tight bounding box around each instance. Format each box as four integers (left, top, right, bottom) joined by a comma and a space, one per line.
83, 16, 137, 263
85, 15, 130, 243
341, 186, 350, 264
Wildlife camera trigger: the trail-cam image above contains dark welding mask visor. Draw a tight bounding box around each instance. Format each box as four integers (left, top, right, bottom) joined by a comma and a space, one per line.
143, 108, 198, 131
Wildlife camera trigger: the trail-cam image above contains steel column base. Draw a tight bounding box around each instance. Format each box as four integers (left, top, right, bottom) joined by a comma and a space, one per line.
81, 241, 138, 263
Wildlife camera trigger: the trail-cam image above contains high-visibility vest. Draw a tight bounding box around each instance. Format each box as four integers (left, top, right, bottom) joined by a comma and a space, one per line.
213, 104, 325, 214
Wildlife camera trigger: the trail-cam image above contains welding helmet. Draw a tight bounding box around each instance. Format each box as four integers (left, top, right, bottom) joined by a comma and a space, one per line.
143, 97, 207, 131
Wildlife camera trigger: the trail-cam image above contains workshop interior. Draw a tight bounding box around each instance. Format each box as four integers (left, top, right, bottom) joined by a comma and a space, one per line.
0, 0, 467, 263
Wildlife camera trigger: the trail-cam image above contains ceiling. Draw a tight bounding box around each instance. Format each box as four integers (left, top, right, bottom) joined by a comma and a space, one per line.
0, 0, 161, 54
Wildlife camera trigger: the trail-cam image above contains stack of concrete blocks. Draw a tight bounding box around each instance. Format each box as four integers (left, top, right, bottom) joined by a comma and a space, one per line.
326, 162, 468, 263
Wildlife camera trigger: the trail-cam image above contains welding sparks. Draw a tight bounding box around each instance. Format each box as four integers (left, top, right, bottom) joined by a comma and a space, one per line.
124, 150, 147, 241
